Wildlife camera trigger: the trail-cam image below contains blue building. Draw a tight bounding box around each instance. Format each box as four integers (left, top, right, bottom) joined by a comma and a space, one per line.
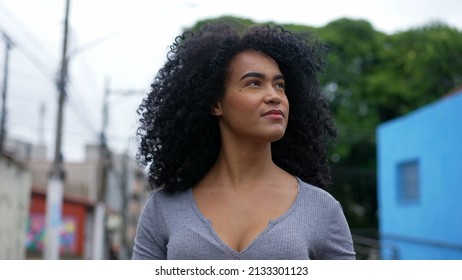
377, 88, 462, 259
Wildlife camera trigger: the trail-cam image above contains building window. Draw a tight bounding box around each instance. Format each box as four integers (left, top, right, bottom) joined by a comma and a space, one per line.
398, 160, 420, 203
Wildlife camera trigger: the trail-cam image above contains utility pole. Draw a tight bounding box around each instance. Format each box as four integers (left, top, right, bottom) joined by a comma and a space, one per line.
0, 32, 14, 154
120, 149, 130, 259
94, 82, 143, 259
92, 78, 111, 259
99, 78, 110, 203
43, 0, 70, 260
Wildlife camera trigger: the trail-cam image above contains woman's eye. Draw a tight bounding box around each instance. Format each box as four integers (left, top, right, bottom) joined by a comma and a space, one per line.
275, 82, 285, 89
248, 80, 260, 87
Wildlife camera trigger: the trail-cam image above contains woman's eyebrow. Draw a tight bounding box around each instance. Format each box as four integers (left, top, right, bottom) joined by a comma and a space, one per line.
274, 74, 285, 81
240, 72, 265, 81
240, 72, 285, 81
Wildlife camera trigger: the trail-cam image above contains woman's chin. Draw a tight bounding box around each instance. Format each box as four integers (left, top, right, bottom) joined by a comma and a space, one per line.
266, 130, 286, 143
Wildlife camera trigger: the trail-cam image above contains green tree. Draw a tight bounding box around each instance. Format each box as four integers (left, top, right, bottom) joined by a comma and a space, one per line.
368, 22, 462, 121
313, 18, 387, 230
313, 19, 462, 231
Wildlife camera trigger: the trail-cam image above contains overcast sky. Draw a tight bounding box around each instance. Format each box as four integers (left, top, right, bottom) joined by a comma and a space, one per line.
0, 0, 461, 162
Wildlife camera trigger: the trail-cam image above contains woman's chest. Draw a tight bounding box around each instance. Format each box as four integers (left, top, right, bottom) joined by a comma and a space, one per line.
165, 213, 316, 260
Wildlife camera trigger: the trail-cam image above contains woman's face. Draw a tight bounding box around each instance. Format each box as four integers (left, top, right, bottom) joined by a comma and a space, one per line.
212, 50, 289, 144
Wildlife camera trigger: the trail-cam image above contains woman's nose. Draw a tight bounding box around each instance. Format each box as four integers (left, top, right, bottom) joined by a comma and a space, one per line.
264, 87, 282, 104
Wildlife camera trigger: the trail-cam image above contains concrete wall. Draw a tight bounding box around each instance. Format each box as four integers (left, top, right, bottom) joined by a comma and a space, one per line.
0, 156, 32, 259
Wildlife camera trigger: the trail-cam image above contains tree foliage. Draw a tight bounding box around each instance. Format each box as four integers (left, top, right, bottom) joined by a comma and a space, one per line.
314, 19, 462, 229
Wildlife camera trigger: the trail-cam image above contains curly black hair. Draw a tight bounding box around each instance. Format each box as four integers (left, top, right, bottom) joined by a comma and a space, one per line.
136, 23, 336, 194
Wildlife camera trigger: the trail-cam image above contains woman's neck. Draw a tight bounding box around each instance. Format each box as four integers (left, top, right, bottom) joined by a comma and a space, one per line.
207, 141, 281, 190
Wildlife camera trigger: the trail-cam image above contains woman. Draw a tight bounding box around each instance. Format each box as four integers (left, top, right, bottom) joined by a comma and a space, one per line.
132, 23, 356, 260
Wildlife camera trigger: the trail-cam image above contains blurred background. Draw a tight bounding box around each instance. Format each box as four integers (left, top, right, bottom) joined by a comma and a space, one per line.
0, 0, 461, 260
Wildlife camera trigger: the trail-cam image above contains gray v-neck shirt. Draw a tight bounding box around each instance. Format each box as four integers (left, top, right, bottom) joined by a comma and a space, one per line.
132, 178, 356, 260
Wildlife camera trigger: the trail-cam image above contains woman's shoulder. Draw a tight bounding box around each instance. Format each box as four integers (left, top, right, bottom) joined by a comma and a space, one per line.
144, 187, 192, 211
295, 177, 340, 208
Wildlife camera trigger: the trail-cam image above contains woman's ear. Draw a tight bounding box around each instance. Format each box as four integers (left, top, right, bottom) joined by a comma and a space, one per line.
211, 102, 223, 116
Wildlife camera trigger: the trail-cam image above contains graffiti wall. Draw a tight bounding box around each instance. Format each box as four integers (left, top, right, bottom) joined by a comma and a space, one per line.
27, 192, 88, 258
26, 214, 78, 254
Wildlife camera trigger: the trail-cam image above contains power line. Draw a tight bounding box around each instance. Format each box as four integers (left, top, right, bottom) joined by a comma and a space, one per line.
9, 38, 56, 82
0, 2, 57, 61
66, 84, 99, 136
0, 4, 100, 149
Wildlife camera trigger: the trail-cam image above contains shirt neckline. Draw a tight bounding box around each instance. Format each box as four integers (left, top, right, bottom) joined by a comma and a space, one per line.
187, 177, 302, 256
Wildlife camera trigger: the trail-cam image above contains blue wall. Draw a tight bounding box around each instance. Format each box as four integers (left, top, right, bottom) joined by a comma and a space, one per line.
377, 91, 462, 259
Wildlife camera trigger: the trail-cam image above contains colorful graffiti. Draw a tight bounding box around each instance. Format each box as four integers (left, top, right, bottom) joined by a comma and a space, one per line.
26, 213, 45, 251
26, 213, 77, 254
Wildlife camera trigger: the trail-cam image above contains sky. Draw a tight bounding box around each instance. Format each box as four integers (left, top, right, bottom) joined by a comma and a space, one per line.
0, 0, 461, 162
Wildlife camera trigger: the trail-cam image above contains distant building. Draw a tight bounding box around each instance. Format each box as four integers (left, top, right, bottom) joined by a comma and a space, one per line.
3, 140, 147, 259
377, 88, 462, 259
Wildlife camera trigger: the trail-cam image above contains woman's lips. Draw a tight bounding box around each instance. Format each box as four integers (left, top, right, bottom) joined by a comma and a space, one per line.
262, 109, 284, 119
